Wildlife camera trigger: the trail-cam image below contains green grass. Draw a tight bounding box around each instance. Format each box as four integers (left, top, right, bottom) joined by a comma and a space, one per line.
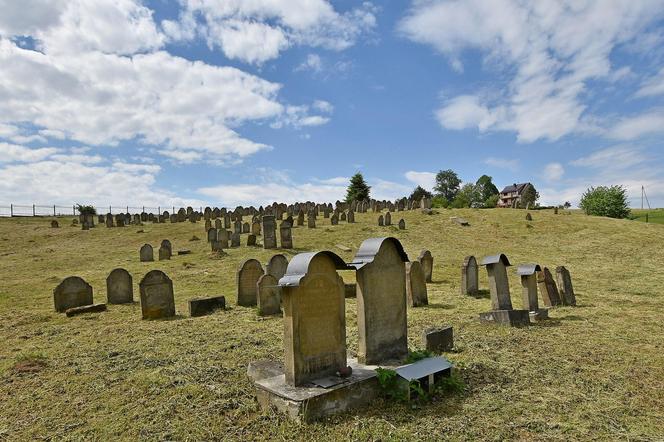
1, 208, 664, 440
631, 208, 664, 224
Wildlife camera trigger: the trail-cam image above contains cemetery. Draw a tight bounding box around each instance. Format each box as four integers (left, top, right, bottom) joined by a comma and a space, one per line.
0, 205, 663, 439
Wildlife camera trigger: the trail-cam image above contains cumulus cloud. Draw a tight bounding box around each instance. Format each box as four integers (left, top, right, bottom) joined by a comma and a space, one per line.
404, 171, 436, 190
608, 109, 664, 140
543, 162, 565, 182
484, 157, 519, 171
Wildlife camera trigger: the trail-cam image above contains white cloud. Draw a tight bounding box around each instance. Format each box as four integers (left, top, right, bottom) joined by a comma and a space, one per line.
0, 142, 59, 163
570, 145, 646, 170
484, 157, 519, 171
315, 176, 349, 185
608, 109, 664, 140
399, 0, 664, 142
543, 162, 564, 181
165, 1, 377, 64
296, 53, 323, 72
635, 67, 664, 97
404, 171, 436, 190
313, 100, 334, 113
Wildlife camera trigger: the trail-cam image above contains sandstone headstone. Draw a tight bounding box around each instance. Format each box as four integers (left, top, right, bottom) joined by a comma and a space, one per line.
538, 267, 562, 307
205, 219, 212, 231
243, 222, 250, 233
106, 268, 133, 304
517, 264, 548, 321
350, 237, 409, 364
556, 266, 576, 306
398, 219, 405, 230
340, 212, 347, 222
53, 276, 93, 312
481, 254, 513, 310
252, 221, 261, 236
406, 261, 428, 307
461, 255, 479, 296
160, 239, 172, 255
266, 254, 289, 281
188, 295, 225, 317
215, 218, 222, 230
237, 259, 264, 306
218, 229, 229, 248
139, 244, 153, 262
378, 215, 384, 226
347, 210, 355, 223
307, 213, 316, 228
246, 234, 256, 246
211, 239, 224, 252
65, 303, 107, 317
418, 250, 433, 283
257, 274, 281, 316
158, 245, 171, 261
207, 228, 217, 243
262, 215, 277, 249
297, 209, 304, 226
330, 213, 339, 225
139, 270, 175, 319
280, 224, 293, 248
422, 326, 453, 353
231, 232, 240, 247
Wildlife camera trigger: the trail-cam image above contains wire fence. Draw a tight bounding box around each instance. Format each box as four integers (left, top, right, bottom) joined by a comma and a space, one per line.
0, 205, 205, 217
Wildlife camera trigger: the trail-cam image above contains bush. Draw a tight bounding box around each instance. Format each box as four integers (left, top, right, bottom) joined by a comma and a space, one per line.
432, 196, 448, 208
76, 204, 97, 216
484, 194, 499, 208
579, 185, 631, 219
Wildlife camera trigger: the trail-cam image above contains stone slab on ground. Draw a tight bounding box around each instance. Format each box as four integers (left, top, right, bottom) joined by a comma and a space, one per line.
479, 309, 530, 327
188, 295, 226, 317
65, 303, 107, 317
177, 249, 191, 255
422, 326, 454, 353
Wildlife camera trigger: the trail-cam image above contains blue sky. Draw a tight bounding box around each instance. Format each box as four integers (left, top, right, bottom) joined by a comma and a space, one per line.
1, 0, 663, 208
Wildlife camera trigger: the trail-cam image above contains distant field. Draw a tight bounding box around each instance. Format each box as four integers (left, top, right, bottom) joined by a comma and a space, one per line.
1, 208, 664, 440
631, 208, 664, 224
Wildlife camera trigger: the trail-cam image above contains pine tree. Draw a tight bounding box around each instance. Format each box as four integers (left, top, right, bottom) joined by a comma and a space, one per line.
345, 172, 371, 203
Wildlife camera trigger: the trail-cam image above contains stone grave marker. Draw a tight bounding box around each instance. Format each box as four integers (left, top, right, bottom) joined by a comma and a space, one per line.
247, 234, 257, 246
139, 270, 175, 319
378, 215, 384, 226
262, 215, 277, 249
158, 245, 171, 261
231, 232, 240, 247
279, 251, 348, 386
106, 268, 133, 304
257, 274, 281, 316
51, 220, 59, 228
266, 254, 289, 281
188, 295, 225, 317
252, 221, 261, 236
526, 212, 533, 221
234, 220, 242, 235
237, 259, 264, 306
205, 219, 212, 231
215, 218, 222, 230
479, 254, 529, 326
218, 229, 229, 248
517, 264, 548, 321
460, 256, 479, 296
139, 244, 153, 262
243, 222, 250, 233
350, 237, 409, 364
418, 250, 433, 282
340, 212, 347, 222
331, 213, 339, 225
556, 266, 576, 306
307, 213, 316, 228
207, 228, 217, 243
53, 276, 93, 312
398, 219, 405, 230
406, 261, 428, 307
347, 210, 355, 223
538, 267, 562, 307
280, 223, 293, 248
384, 212, 392, 226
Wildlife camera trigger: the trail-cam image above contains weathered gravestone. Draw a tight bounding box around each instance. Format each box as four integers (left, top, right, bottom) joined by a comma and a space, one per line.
297, 210, 304, 226
350, 237, 409, 364
243, 222, 250, 234
266, 254, 289, 281
53, 276, 93, 312
211, 239, 224, 252
218, 229, 229, 248
106, 268, 133, 304
139, 244, 154, 262
340, 212, 347, 222
556, 266, 577, 306
234, 220, 242, 235
479, 254, 529, 326
526, 212, 533, 221
161, 239, 172, 255
460, 255, 479, 296
215, 218, 222, 230
257, 274, 281, 316
422, 326, 454, 353
207, 228, 217, 243
398, 219, 405, 230
307, 213, 316, 228
205, 219, 212, 231
330, 213, 339, 225
279, 251, 348, 386
280, 224, 293, 248
517, 264, 548, 321
247, 234, 257, 246
538, 267, 562, 307
418, 250, 433, 283
158, 245, 171, 261
188, 295, 225, 317
406, 261, 428, 307
51, 220, 59, 228
236, 259, 264, 306
384, 212, 392, 226
347, 210, 355, 223
252, 221, 261, 236
139, 270, 175, 319
262, 215, 277, 249
231, 232, 240, 247
106, 215, 114, 227
378, 215, 384, 226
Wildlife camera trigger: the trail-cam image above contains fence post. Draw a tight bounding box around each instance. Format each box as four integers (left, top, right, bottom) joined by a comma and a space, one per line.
10, 204, 13, 217
126, 206, 129, 214
646, 214, 649, 223
33, 204, 35, 216
73, 205, 75, 215
142, 206, 145, 213
53, 205, 56, 216
158, 206, 160, 215
109, 205, 111, 214
172, 206, 175, 214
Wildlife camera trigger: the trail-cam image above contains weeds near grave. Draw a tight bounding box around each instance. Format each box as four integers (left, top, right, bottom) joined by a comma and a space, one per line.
404, 349, 433, 364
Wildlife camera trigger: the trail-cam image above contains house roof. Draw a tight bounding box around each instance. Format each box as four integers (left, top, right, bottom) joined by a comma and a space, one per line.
500, 182, 530, 194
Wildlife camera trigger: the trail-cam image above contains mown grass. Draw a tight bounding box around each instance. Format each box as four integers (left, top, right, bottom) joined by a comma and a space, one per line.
1, 208, 663, 441
631, 208, 664, 225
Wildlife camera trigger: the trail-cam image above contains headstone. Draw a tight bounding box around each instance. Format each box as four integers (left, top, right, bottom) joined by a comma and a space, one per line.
350, 237, 409, 364
398, 219, 405, 230
297, 209, 304, 226
406, 261, 428, 307
266, 254, 289, 281
234, 220, 242, 235
106, 215, 114, 228
139, 244, 153, 262
526, 212, 533, 221
231, 232, 240, 247
554, 207, 559, 215
243, 222, 250, 234
538, 267, 562, 307
460, 256, 479, 296
160, 239, 172, 255
211, 239, 224, 252
378, 215, 384, 226
422, 326, 453, 353
53, 276, 93, 312
65, 303, 107, 317
330, 213, 339, 225
207, 228, 217, 243
262, 215, 277, 249
479, 254, 530, 326
556, 266, 577, 306
218, 229, 229, 248
280, 224, 293, 248
257, 274, 281, 316
158, 245, 171, 261
247, 234, 257, 246
279, 251, 348, 386
51, 220, 59, 228
205, 219, 212, 231
340, 212, 347, 222
252, 221, 261, 236
139, 270, 175, 319
307, 213, 316, 228
384, 212, 392, 226
215, 218, 222, 230
188, 295, 225, 317
106, 268, 133, 304
236, 259, 264, 306
418, 250, 433, 283
347, 210, 355, 223
517, 264, 548, 321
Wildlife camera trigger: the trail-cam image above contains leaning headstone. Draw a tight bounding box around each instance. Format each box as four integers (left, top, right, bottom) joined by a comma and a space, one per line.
517, 264, 548, 321
479, 254, 529, 326
53, 276, 93, 312
257, 274, 281, 316
280, 224, 293, 248
398, 219, 405, 230
236, 259, 264, 306
139, 244, 153, 262
406, 261, 428, 307
556, 266, 577, 306
65, 303, 107, 317
350, 237, 409, 364
106, 268, 133, 304
262, 215, 277, 249
266, 254, 289, 281
188, 295, 225, 317
451, 217, 470, 226
279, 251, 348, 386
139, 270, 175, 319
538, 267, 562, 307
460, 256, 479, 296
418, 250, 433, 283
158, 245, 171, 261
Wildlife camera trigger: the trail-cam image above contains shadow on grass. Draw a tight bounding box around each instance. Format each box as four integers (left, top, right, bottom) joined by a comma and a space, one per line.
426, 303, 456, 310
468, 289, 490, 300
558, 315, 585, 321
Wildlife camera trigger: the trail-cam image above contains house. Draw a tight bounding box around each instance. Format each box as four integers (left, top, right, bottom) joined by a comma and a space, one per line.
498, 182, 533, 208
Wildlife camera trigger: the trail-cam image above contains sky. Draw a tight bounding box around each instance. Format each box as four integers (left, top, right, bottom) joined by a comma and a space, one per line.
1, 0, 664, 209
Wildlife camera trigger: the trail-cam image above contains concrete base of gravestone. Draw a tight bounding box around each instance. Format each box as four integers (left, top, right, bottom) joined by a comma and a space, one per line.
344, 283, 356, 298
65, 303, 107, 317
529, 308, 549, 322
422, 326, 454, 353
479, 309, 530, 327
248, 358, 380, 423
188, 295, 226, 317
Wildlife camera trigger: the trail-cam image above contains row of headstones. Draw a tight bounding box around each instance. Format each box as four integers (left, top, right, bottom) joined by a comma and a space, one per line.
139, 240, 173, 262
460, 254, 576, 325
205, 215, 293, 251
377, 212, 406, 229
53, 270, 226, 319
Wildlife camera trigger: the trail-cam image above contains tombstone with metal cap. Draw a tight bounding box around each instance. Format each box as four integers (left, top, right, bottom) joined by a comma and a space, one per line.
479, 254, 529, 326
516, 264, 549, 321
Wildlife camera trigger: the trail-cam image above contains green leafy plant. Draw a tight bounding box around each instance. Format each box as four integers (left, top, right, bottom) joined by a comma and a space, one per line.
345, 172, 371, 203
579, 185, 630, 219
375, 367, 407, 401
76, 204, 97, 216
405, 349, 433, 364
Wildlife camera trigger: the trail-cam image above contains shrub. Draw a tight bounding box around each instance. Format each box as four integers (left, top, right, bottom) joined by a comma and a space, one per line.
484, 194, 499, 208
76, 204, 97, 216
432, 195, 448, 208
579, 185, 631, 219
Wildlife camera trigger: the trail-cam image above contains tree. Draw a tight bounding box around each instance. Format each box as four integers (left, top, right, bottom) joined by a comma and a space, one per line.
579, 185, 630, 219
563, 201, 572, 209
520, 184, 540, 208
434, 169, 461, 202
475, 175, 499, 202
484, 194, 500, 208
409, 185, 433, 201
76, 204, 96, 215
345, 172, 371, 203
451, 183, 482, 208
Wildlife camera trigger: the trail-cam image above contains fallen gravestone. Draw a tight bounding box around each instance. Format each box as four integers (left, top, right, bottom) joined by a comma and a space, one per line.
139, 270, 175, 319
336, 244, 352, 252
53, 276, 93, 312
106, 268, 133, 304
66, 303, 107, 317
384, 212, 392, 226
188, 295, 226, 317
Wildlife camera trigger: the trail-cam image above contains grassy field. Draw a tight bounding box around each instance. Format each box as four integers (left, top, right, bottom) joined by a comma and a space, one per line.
631, 208, 664, 225
1, 208, 663, 441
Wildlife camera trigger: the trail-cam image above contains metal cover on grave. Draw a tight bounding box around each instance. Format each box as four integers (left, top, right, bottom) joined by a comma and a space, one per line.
311, 375, 346, 389
394, 356, 453, 381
